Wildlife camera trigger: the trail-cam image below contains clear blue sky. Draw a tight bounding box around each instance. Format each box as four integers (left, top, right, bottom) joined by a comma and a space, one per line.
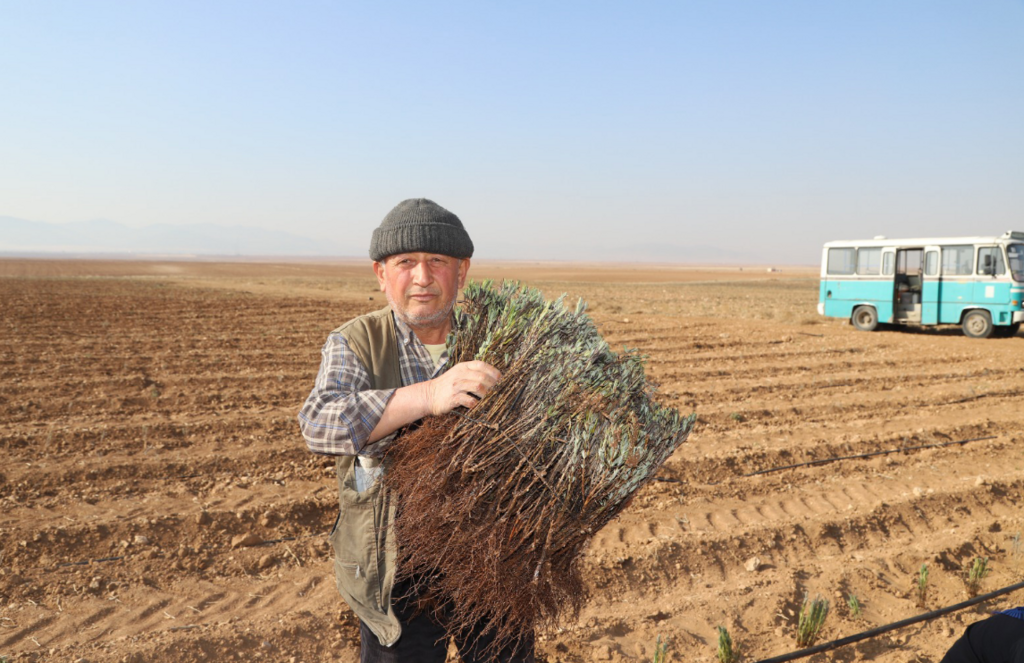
2, 1, 1022, 264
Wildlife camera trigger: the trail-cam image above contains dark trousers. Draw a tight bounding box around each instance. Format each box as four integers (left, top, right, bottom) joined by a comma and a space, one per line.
940, 614, 1024, 663
359, 578, 535, 663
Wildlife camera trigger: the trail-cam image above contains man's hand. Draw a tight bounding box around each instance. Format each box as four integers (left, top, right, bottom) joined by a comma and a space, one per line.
424, 361, 502, 416
367, 360, 501, 443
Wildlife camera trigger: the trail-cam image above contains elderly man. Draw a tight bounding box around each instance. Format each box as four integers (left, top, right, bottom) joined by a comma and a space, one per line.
298, 199, 535, 663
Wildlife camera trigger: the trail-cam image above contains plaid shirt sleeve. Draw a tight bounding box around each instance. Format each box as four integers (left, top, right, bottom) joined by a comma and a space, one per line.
297, 332, 396, 456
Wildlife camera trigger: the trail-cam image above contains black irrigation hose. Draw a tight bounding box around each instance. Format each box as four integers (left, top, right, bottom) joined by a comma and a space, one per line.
743, 436, 997, 478
752, 579, 1024, 663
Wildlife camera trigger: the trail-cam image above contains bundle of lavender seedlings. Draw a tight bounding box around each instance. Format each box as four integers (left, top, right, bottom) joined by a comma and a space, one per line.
384, 280, 696, 649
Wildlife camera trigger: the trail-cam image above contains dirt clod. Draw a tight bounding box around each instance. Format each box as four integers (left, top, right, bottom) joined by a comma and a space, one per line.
231, 532, 263, 549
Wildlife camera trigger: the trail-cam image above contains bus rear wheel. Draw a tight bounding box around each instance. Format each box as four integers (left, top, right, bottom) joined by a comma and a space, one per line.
851, 306, 879, 332
962, 310, 993, 338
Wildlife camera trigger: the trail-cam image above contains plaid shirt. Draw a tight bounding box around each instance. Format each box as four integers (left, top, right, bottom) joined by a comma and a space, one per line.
298, 312, 444, 457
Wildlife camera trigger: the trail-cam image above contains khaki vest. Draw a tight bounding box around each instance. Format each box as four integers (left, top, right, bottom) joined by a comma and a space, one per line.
329, 306, 402, 646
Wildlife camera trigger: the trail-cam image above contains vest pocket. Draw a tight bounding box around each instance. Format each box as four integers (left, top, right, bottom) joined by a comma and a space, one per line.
330, 498, 385, 613
331, 457, 387, 613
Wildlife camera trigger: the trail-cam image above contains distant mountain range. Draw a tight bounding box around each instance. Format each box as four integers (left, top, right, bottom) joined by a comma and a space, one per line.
0, 216, 760, 263
0, 217, 348, 257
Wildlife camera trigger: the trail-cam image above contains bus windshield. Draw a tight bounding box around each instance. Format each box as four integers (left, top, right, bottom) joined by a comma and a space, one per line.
1009, 244, 1024, 282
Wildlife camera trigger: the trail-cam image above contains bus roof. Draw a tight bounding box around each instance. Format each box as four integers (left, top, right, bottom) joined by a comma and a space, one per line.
823, 230, 1024, 249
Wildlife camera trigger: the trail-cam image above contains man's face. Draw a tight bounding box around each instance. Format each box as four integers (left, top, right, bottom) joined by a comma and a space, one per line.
373, 252, 470, 331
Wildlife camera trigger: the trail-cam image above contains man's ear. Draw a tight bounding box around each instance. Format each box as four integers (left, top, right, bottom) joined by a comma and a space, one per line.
372, 261, 387, 291
457, 258, 471, 289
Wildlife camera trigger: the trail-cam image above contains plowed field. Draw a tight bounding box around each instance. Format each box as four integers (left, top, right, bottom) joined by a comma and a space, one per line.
2, 258, 1023, 663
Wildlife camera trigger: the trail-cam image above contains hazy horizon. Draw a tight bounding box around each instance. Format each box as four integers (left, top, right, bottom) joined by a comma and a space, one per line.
2, 2, 1021, 265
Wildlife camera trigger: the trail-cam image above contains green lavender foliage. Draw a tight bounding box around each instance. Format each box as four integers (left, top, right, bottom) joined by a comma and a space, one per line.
716, 626, 736, 663
916, 563, 929, 607
447, 281, 696, 514
796, 595, 829, 647
652, 636, 669, 663
846, 594, 861, 618
965, 557, 990, 597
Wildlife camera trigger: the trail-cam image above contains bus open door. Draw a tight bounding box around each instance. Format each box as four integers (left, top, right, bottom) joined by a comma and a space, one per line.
893, 248, 924, 325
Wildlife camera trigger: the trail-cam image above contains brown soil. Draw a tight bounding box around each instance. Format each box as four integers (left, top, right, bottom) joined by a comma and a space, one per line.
2, 258, 1022, 663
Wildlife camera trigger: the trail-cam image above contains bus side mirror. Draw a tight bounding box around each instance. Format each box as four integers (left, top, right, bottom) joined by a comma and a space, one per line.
982, 254, 994, 275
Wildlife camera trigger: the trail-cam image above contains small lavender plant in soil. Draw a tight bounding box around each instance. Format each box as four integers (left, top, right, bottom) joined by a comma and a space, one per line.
717, 626, 736, 663
847, 593, 861, 618
965, 557, 990, 597
653, 635, 669, 663
916, 563, 929, 608
796, 595, 829, 647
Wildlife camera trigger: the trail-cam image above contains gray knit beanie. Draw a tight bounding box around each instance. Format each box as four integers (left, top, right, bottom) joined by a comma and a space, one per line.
369, 198, 474, 262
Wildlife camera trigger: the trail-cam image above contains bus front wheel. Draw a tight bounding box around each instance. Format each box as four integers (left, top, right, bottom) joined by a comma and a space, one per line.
852, 306, 879, 332
962, 310, 993, 338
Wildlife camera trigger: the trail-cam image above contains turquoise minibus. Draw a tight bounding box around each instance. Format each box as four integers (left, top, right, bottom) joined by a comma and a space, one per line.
818, 231, 1024, 338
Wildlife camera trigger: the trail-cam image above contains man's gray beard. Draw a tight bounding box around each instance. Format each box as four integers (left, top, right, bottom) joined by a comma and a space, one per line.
385, 290, 457, 331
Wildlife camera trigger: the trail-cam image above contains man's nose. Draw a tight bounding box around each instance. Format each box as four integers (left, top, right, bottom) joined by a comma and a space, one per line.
411, 261, 432, 285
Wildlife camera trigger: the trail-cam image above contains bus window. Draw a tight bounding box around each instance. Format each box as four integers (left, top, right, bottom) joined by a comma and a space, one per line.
882, 252, 894, 276
978, 246, 1005, 276
857, 248, 881, 275
827, 248, 856, 275
925, 251, 938, 276
1008, 244, 1024, 282
941, 245, 973, 275
897, 249, 922, 275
